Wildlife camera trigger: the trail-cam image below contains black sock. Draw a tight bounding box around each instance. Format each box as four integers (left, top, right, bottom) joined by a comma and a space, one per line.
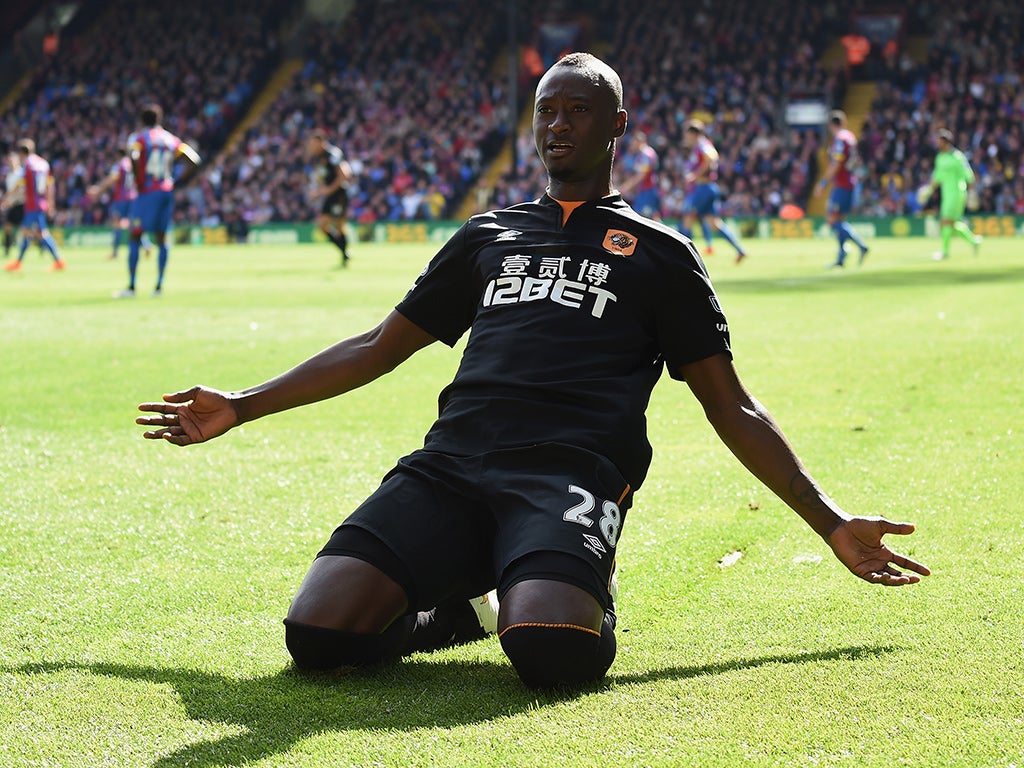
500, 615, 616, 688
327, 231, 349, 259
284, 616, 415, 670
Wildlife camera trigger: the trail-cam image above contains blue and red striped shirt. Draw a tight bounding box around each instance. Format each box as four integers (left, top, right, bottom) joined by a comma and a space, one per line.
20, 154, 53, 213
128, 127, 184, 194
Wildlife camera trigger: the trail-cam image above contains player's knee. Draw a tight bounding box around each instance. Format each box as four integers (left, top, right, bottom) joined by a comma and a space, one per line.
283, 616, 412, 671
499, 616, 616, 689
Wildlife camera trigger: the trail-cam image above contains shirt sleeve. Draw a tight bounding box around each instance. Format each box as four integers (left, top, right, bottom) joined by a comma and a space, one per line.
395, 222, 479, 346
961, 154, 975, 184
653, 240, 732, 379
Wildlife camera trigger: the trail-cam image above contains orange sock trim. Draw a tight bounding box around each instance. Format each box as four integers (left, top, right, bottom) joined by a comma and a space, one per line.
498, 622, 601, 639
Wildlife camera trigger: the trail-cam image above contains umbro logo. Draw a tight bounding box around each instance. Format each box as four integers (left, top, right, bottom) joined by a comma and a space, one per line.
495, 229, 523, 241
582, 533, 606, 559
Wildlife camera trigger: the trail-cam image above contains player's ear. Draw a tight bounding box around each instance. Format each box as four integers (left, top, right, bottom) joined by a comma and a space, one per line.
613, 110, 627, 139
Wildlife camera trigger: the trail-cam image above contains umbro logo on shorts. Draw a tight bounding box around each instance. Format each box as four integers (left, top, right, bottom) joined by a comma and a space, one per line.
582, 533, 607, 558
602, 229, 637, 256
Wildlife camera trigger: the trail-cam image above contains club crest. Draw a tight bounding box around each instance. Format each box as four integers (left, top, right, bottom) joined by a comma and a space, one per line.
602, 229, 638, 257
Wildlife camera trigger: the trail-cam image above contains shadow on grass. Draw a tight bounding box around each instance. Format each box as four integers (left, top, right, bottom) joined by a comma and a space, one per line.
717, 263, 1024, 295
611, 643, 897, 686
10, 644, 894, 766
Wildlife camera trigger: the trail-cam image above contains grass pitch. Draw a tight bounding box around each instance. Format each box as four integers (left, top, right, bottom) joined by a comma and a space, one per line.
1, 235, 1022, 767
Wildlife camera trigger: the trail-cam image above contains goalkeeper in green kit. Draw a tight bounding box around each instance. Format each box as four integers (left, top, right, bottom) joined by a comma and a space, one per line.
917, 129, 982, 260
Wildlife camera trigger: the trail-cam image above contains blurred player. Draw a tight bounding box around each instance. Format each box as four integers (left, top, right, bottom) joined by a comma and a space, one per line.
2, 150, 25, 258
306, 130, 353, 268
680, 120, 747, 264
2, 139, 65, 272
138, 53, 929, 690
618, 131, 660, 217
87, 148, 152, 261
916, 129, 981, 261
815, 110, 869, 268
117, 104, 201, 297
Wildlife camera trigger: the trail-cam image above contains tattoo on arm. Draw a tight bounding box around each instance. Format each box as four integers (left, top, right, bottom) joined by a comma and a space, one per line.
788, 473, 838, 537
789, 473, 819, 506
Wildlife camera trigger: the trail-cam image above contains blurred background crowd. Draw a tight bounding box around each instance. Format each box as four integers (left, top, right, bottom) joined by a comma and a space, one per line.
1, 0, 1021, 230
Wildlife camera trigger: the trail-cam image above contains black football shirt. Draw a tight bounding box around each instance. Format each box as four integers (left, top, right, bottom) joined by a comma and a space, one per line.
314, 144, 346, 192
396, 193, 731, 489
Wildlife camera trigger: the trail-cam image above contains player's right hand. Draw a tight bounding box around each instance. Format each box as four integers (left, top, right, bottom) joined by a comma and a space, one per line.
137, 386, 239, 446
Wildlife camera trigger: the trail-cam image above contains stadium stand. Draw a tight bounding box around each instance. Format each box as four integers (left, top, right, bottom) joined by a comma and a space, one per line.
856, 1, 1024, 216
477, 0, 849, 219
201, 0, 517, 226
1, 0, 1018, 228
0, 0, 294, 226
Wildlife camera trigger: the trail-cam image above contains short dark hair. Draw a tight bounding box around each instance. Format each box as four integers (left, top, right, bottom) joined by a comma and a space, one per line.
141, 103, 163, 127
549, 52, 623, 110
829, 110, 846, 126
15, 138, 35, 155
685, 119, 705, 135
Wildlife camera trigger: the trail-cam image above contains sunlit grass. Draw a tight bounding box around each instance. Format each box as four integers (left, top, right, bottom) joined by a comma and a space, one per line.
1, 237, 1022, 767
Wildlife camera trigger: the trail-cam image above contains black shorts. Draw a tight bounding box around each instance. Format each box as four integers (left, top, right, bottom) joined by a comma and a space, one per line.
320, 190, 348, 219
317, 443, 632, 612
5, 203, 24, 227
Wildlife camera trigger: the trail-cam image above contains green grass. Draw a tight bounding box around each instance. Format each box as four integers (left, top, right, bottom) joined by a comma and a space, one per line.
1, 235, 1022, 767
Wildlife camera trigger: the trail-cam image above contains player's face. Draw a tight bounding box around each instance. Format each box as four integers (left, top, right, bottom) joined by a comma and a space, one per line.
683, 129, 699, 148
304, 137, 323, 161
533, 67, 625, 184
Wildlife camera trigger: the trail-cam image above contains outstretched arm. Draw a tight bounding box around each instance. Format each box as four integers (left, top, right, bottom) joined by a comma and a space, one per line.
174, 143, 202, 186
137, 310, 436, 445
177, 142, 202, 168
678, 352, 930, 585
618, 167, 645, 195
86, 173, 114, 200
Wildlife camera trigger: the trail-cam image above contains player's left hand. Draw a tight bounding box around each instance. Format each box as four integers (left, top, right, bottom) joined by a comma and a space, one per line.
827, 516, 931, 585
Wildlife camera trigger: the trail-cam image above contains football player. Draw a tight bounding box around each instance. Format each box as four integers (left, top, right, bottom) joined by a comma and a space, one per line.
139, 54, 929, 689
